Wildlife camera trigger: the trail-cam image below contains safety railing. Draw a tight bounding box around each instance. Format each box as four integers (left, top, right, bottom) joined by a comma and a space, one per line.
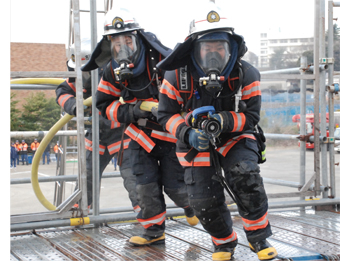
9, 0, 340, 232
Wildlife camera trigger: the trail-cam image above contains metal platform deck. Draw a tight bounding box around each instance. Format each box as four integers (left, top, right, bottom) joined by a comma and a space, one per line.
10, 209, 340, 261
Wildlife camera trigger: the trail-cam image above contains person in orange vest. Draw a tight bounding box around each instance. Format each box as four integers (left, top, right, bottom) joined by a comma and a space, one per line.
14, 140, 21, 165
53, 143, 59, 154
30, 138, 40, 156
19, 140, 28, 165
54, 142, 63, 163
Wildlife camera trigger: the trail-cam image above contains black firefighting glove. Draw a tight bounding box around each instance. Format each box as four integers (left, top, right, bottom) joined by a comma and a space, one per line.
71, 104, 88, 116
151, 106, 158, 117
132, 101, 151, 121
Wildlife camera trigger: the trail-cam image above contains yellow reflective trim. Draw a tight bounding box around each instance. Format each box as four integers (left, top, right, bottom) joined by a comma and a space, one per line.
261, 149, 266, 160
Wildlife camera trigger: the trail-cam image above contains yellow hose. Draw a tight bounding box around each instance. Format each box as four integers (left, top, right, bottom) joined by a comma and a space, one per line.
31, 97, 92, 211
70, 217, 90, 226
140, 101, 158, 112
10, 78, 65, 85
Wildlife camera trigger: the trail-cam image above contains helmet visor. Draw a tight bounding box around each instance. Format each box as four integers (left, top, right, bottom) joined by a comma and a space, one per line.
109, 33, 139, 64
194, 40, 230, 75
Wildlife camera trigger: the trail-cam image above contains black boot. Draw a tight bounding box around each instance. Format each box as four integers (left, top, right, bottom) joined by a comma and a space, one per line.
249, 239, 278, 260
212, 239, 237, 261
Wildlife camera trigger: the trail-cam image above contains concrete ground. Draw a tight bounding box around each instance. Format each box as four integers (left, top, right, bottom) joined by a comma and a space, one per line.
9, 145, 340, 216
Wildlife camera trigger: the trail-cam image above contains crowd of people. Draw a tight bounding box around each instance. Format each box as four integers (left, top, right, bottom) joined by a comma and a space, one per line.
10, 139, 62, 168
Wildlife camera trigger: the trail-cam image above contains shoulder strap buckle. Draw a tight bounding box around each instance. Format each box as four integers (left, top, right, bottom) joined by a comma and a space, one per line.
179, 66, 188, 91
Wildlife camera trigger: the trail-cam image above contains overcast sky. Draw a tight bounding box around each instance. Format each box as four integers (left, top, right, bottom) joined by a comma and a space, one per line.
9, 0, 340, 56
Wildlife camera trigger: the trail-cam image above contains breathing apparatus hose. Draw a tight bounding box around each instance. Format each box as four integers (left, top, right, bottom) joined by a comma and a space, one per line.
31, 97, 93, 211
118, 73, 156, 92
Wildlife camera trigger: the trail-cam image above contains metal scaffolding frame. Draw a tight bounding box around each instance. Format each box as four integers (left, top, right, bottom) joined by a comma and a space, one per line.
10, 0, 340, 231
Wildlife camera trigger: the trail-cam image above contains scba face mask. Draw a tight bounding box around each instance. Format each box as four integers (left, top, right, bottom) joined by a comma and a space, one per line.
109, 33, 140, 81
192, 32, 245, 110
193, 36, 231, 95
194, 40, 230, 76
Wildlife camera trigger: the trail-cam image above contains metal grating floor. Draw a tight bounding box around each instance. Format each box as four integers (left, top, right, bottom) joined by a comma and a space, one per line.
10, 210, 340, 261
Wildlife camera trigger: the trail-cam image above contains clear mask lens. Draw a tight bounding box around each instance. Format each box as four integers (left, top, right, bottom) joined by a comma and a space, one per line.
109, 34, 138, 64
195, 40, 230, 75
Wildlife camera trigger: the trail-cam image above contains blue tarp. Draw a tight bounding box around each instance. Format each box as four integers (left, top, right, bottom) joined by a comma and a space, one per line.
261, 93, 340, 126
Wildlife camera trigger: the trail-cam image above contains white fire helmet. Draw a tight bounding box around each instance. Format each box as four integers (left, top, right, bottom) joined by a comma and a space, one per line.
188, 1, 233, 38
103, 8, 142, 37
67, 38, 92, 69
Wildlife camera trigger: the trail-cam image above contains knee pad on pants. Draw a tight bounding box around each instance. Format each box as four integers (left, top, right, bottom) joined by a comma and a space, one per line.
164, 186, 189, 208
120, 168, 138, 207
190, 197, 233, 236
136, 182, 164, 218
228, 160, 267, 212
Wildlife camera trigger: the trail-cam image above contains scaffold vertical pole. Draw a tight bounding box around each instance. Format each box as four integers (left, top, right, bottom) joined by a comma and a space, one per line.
319, 0, 329, 199
90, 0, 100, 219
328, 0, 336, 199
73, 0, 88, 212
300, 56, 307, 211
314, 0, 321, 194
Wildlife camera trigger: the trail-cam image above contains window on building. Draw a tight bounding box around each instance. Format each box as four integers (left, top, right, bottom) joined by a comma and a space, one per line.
280, 39, 288, 43
290, 39, 298, 43
270, 40, 277, 44
260, 33, 267, 38
261, 42, 267, 46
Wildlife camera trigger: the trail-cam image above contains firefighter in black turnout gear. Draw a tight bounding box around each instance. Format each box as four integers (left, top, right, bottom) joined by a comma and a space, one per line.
156, 2, 278, 261
92, 8, 198, 246
56, 39, 139, 211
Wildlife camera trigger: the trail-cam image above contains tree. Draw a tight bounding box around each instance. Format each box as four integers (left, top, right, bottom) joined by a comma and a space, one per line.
269, 48, 286, 70
10, 92, 20, 131
296, 23, 339, 70
325, 23, 340, 70
18, 92, 60, 131
298, 50, 314, 65
243, 51, 258, 67
40, 97, 63, 131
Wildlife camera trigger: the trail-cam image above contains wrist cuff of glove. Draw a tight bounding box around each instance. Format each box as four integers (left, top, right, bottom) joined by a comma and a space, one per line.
219, 111, 229, 132
179, 126, 191, 144
70, 104, 77, 116
184, 111, 193, 127
129, 105, 137, 123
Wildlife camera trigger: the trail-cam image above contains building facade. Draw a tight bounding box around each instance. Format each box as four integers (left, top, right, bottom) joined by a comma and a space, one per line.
259, 32, 313, 68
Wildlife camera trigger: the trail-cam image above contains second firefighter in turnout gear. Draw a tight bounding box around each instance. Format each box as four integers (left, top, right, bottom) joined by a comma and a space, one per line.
56, 38, 139, 211
156, 2, 277, 261
93, 7, 198, 246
